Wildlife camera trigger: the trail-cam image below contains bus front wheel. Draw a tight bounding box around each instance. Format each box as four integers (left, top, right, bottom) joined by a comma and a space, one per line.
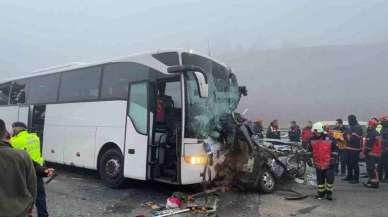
99, 148, 125, 188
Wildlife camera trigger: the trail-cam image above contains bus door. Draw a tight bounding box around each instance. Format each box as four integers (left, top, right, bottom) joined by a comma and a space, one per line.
28, 105, 46, 142
123, 81, 152, 180
17, 106, 29, 126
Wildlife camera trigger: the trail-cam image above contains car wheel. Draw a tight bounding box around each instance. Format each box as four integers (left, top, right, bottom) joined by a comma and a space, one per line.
99, 148, 125, 188
258, 168, 276, 193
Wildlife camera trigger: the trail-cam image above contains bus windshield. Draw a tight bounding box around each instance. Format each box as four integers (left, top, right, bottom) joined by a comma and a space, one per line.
182, 53, 240, 139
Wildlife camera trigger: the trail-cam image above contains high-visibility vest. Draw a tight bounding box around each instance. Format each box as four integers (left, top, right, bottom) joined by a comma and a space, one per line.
376, 124, 382, 134
10, 130, 44, 166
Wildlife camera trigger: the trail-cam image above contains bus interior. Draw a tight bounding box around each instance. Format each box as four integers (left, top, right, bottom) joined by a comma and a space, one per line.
150, 77, 182, 183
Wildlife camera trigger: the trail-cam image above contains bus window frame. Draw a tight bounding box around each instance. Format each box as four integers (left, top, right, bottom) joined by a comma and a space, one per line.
126, 80, 150, 136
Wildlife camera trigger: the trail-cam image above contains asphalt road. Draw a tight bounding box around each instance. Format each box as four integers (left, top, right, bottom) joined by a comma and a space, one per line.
34, 164, 388, 217
36, 165, 260, 217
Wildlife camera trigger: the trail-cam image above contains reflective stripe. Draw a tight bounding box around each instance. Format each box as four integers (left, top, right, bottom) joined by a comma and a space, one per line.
326, 184, 334, 191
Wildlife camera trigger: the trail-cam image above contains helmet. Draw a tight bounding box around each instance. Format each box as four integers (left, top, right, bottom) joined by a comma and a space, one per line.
368, 119, 378, 128
312, 122, 324, 133
380, 115, 388, 122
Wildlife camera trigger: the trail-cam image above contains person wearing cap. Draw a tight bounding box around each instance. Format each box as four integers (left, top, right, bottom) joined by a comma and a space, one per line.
10, 122, 54, 217
309, 122, 338, 200
363, 119, 382, 188
0, 120, 37, 217
379, 115, 388, 182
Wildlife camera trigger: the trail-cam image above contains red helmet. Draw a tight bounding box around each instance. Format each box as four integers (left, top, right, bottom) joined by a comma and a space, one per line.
380, 115, 388, 122
368, 119, 378, 128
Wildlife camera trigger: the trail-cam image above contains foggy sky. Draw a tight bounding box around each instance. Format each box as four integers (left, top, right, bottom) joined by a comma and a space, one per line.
1, 0, 388, 125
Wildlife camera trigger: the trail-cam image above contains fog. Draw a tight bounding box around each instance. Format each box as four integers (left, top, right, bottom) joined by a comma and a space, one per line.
1, 0, 388, 126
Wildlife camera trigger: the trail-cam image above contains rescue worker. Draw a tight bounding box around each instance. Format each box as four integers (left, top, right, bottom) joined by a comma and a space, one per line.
288, 121, 301, 142
10, 122, 54, 217
375, 117, 382, 134
309, 122, 338, 200
252, 118, 264, 138
266, 120, 281, 139
333, 119, 347, 176
0, 121, 37, 217
343, 114, 363, 184
379, 115, 388, 182
363, 119, 381, 188
301, 121, 313, 149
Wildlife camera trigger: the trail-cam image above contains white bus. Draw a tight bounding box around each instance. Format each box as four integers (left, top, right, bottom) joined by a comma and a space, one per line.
0, 50, 242, 187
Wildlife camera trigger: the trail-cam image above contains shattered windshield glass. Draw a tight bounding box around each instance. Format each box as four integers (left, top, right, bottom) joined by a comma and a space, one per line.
182, 53, 240, 139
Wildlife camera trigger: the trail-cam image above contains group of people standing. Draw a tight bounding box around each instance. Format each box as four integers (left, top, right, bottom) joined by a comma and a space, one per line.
251, 114, 388, 200
0, 120, 54, 217
251, 118, 304, 142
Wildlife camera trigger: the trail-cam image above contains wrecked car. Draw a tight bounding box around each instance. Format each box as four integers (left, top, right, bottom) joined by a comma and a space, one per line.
210, 113, 308, 193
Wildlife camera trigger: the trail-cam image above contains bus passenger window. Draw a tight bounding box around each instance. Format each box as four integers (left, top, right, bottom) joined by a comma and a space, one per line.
10, 80, 27, 105
0, 83, 11, 105
59, 67, 101, 102
101, 63, 149, 100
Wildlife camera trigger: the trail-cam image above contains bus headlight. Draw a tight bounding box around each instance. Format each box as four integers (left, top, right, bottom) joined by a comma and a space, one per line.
184, 154, 208, 165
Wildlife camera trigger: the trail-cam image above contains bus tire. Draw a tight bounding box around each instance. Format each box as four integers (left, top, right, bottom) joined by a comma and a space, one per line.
98, 148, 125, 188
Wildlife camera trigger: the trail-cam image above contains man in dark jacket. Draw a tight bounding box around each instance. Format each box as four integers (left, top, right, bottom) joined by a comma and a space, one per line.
252, 118, 264, 139
363, 119, 381, 188
301, 121, 313, 149
288, 121, 301, 142
0, 121, 37, 217
379, 116, 388, 182
266, 120, 281, 139
343, 114, 363, 184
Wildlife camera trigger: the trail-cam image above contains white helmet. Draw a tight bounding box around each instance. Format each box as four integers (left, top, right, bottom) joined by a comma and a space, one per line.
312, 122, 324, 133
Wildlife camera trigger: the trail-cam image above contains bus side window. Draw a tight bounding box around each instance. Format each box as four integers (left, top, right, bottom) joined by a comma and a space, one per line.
59, 67, 101, 102
101, 63, 149, 100
10, 80, 27, 105
0, 83, 11, 105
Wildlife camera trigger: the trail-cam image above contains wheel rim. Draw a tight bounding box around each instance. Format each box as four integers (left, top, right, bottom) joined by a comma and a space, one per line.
105, 159, 120, 178
263, 171, 274, 190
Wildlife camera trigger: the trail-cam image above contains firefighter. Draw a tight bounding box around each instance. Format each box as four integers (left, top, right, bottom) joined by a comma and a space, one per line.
363, 119, 381, 188
343, 114, 363, 184
379, 115, 388, 182
309, 122, 338, 200
10, 122, 54, 217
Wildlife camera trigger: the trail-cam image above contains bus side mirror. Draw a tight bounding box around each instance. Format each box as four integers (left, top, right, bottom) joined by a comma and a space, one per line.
193, 71, 208, 98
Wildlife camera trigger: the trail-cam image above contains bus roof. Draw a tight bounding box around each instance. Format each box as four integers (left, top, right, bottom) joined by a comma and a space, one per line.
1, 49, 228, 83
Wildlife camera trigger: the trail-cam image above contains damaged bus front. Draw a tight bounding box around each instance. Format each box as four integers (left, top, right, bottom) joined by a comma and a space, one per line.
169, 52, 245, 185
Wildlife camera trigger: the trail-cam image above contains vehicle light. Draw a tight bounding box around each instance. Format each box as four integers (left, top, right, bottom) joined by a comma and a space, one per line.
184, 154, 208, 165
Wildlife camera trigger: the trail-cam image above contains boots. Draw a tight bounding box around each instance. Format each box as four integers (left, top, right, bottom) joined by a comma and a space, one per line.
326, 191, 333, 201
315, 192, 325, 200
363, 181, 379, 188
